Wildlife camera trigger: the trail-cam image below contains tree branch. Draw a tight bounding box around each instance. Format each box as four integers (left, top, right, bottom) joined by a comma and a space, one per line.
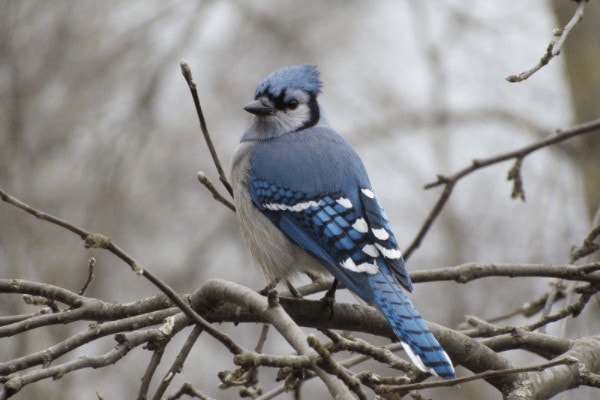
180, 60, 233, 197
0, 189, 243, 356
404, 118, 600, 259
0, 313, 190, 399
506, 0, 587, 83
505, 336, 600, 400
410, 262, 600, 285
194, 278, 356, 399
151, 325, 203, 400
190, 278, 520, 393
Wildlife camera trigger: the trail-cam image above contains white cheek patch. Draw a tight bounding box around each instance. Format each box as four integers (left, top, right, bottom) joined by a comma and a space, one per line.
275, 103, 311, 132
264, 200, 321, 212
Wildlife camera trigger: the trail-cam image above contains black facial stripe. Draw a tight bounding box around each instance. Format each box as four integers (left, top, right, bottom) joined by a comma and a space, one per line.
299, 94, 320, 130
272, 89, 288, 110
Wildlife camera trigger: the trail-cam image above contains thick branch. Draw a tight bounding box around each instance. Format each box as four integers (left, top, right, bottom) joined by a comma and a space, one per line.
194, 278, 360, 399
505, 336, 600, 400
191, 279, 518, 392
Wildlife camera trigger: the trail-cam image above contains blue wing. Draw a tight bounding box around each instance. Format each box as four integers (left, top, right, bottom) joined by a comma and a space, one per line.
249, 177, 455, 378
248, 126, 412, 292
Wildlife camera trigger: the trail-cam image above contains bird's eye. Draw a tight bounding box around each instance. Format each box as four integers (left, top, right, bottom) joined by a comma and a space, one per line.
287, 99, 299, 110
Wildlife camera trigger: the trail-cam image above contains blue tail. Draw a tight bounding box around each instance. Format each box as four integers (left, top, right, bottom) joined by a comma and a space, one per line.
368, 267, 455, 379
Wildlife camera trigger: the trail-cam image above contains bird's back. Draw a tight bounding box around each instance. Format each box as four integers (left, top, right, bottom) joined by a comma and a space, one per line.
249, 126, 370, 202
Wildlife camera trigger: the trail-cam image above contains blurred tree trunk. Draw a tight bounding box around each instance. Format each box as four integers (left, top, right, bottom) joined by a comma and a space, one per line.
551, 0, 600, 220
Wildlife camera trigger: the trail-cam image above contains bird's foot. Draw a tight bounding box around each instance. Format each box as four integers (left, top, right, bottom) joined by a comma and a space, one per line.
258, 279, 278, 296
319, 279, 338, 320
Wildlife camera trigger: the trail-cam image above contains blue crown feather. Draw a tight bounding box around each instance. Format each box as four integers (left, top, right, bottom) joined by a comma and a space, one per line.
255, 64, 322, 98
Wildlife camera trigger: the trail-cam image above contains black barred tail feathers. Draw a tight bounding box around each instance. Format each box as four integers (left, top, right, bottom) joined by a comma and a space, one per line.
368, 266, 455, 379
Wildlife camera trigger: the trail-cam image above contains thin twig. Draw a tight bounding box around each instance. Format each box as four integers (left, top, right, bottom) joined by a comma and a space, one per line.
197, 171, 235, 212
404, 181, 455, 260
404, 118, 600, 259
180, 60, 233, 197
307, 335, 368, 400
538, 280, 564, 334
570, 223, 600, 263
374, 357, 576, 394
1, 315, 189, 398
0, 189, 244, 356
524, 284, 598, 332
167, 382, 216, 400
138, 344, 167, 400
255, 324, 270, 353
540, 222, 600, 333
410, 262, 600, 285
78, 257, 96, 296
0, 189, 89, 239
0, 308, 179, 375
152, 325, 203, 400
506, 0, 587, 82
472, 291, 564, 327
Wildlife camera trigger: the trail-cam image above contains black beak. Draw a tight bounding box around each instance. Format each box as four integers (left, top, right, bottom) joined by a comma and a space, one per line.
244, 99, 275, 116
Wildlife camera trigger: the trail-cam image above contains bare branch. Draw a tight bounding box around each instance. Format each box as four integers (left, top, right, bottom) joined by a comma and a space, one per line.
139, 343, 167, 400
193, 278, 357, 399
506, 0, 587, 82
0, 313, 190, 398
404, 118, 600, 259
197, 171, 236, 212
191, 279, 517, 390
374, 357, 576, 395
0, 189, 89, 239
411, 262, 600, 285
570, 223, 600, 263
180, 60, 233, 197
152, 325, 203, 400
307, 335, 368, 400
0, 280, 171, 337
503, 336, 600, 400
482, 329, 571, 357
0, 189, 243, 356
78, 257, 96, 296
168, 382, 216, 400
0, 308, 179, 376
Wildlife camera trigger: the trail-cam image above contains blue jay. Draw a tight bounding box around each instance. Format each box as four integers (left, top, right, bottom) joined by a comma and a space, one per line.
230, 64, 455, 379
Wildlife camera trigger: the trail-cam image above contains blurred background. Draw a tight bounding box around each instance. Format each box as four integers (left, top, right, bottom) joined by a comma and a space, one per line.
1, 1, 599, 399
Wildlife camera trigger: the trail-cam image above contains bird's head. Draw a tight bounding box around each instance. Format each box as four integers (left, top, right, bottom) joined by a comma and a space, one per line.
244, 64, 322, 136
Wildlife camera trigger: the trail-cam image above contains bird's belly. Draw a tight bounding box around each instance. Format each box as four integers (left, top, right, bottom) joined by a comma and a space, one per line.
231, 163, 327, 282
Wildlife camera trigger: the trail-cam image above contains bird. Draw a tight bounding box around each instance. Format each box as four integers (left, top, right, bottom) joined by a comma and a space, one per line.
230, 64, 455, 379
